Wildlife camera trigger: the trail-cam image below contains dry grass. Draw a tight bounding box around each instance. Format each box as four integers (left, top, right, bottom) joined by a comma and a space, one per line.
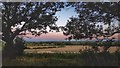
24, 45, 120, 54
25, 45, 60, 49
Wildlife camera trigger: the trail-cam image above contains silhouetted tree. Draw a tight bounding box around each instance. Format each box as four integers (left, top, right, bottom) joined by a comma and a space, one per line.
1, 2, 64, 57
62, 17, 101, 40
62, 2, 119, 52
63, 2, 119, 40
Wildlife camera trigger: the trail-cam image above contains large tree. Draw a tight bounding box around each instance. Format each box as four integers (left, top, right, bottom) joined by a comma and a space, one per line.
62, 2, 119, 40
2, 2, 64, 46
1, 2, 64, 57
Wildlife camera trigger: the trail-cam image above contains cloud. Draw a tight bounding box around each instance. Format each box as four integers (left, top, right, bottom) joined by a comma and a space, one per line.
23, 32, 68, 41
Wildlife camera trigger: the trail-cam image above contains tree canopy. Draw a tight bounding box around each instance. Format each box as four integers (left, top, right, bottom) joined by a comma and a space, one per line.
62, 2, 119, 40
1, 2, 120, 42
2, 2, 64, 45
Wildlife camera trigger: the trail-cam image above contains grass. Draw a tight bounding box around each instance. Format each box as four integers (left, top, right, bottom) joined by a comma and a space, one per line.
25, 45, 64, 49
2, 40, 120, 66
2, 51, 119, 66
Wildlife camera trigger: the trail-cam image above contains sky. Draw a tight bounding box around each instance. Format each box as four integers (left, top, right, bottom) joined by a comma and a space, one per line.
23, 6, 78, 41
22, 5, 119, 41
55, 6, 78, 27
1, 2, 118, 41
23, 32, 68, 42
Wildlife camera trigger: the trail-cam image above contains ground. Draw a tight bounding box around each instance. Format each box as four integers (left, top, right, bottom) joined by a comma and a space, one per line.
24, 45, 120, 54
2, 42, 120, 66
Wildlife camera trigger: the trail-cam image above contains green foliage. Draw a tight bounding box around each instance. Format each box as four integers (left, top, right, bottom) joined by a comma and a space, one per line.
112, 42, 120, 46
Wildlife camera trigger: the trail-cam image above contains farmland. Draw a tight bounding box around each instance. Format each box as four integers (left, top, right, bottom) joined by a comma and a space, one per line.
1, 2, 120, 67
24, 45, 120, 54
3, 51, 119, 66
2, 40, 120, 66
24, 41, 120, 53
24, 40, 120, 46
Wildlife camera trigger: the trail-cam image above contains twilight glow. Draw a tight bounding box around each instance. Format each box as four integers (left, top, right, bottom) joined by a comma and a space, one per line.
23, 32, 68, 42
22, 6, 77, 41
21, 5, 119, 41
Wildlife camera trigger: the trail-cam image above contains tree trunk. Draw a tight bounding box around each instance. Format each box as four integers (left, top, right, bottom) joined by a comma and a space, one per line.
2, 36, 24, 59
2, 38, 16, 59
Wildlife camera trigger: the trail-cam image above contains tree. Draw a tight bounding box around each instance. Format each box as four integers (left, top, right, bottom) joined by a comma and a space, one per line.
2, 2, 65, 45
62, 2, 119, 52
1, 2, 64, 57
62, 17, 103, 41
63, 2, 119, 40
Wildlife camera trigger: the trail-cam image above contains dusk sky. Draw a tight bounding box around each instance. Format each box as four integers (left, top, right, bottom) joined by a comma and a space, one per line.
20, 2, 119, 41
23, 6, 78, 41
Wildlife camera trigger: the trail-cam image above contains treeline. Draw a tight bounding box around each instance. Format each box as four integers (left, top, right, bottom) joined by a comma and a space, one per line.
25, 41, 120, 46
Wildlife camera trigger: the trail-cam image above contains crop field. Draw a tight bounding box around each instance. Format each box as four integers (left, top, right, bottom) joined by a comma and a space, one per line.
24, 41, 120, 53
24, 45, 120, 54
2, 41, 120, 66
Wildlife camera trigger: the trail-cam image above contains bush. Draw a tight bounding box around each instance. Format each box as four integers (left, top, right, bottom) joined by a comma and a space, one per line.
2, 36, 25, 59
13, 36, 25, 56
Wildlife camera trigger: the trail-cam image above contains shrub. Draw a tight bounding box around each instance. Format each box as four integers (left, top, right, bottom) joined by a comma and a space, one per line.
13, 36, 25, 56
3, 36, 25, 59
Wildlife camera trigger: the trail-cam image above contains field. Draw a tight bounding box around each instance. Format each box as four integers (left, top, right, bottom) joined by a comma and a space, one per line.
24, 41, 120, 53
2, 41, 120, 66
3, 51, 119, 66
24, 45, 120, 54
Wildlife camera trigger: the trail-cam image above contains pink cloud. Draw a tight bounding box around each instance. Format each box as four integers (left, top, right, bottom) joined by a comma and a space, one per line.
21, 32, 120, 41
23, 32, 68, 40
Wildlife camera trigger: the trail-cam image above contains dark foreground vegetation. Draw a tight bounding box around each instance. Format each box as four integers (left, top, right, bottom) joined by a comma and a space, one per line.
1, 39, 120, 67
25, 41, 120, 46
2, 51, 119, 66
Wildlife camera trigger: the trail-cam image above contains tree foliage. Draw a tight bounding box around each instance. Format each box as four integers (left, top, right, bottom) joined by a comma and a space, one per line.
63, 2, 119, 40
2, 2, 64, 45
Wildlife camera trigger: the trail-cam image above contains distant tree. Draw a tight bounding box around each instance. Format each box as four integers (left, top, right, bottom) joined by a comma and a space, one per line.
62, 2, 119, 40
1, 2, 64, 57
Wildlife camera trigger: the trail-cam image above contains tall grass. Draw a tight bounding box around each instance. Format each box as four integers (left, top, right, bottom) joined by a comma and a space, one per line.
3, 51, 119, 66
2, 40, 120, 66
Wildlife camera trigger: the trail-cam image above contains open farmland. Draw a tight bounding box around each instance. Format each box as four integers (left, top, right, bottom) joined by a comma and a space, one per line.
24, 41, 120, 54
3, 50, 120, 66
24, 45, 120, 54
3, 41, 120, 66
